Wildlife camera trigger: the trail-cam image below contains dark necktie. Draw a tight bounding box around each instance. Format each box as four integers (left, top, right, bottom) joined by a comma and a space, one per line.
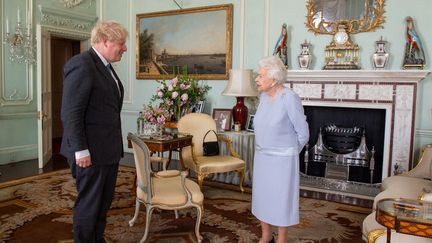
106, 63, 123, 96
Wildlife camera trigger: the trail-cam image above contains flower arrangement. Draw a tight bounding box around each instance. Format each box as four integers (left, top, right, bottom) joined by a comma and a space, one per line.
151, 70, 211, 121
142, 104, 170, 125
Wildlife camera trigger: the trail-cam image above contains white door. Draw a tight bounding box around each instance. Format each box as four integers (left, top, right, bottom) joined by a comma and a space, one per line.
37, 26, 52, 169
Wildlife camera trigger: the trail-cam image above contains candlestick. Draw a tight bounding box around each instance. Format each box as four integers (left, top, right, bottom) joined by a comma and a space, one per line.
6, 18, 9, 33
17, 8, 20, 22
27, 11, 31, 35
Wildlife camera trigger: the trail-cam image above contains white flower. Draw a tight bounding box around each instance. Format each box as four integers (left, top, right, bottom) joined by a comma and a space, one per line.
172, 91, 179, 99
168, 85, 174, 91
181, 93, 188, 101
157, 91, 163, 97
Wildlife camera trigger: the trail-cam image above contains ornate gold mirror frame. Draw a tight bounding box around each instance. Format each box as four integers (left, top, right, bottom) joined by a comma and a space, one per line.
306, 0, 385, 35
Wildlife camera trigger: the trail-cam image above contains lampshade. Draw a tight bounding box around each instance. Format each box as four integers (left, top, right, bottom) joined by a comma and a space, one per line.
222, 69, 258, 97
222, 69, 258, 131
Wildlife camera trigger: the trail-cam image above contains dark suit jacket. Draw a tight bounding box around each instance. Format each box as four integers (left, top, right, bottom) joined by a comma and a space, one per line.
60, 48, 124, 165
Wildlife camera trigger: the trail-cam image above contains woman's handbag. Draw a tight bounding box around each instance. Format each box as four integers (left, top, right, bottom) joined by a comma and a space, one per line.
202, 130, 220, 156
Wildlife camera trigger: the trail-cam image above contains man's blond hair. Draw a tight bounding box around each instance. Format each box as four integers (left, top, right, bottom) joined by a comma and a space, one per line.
91, 21, 128, 45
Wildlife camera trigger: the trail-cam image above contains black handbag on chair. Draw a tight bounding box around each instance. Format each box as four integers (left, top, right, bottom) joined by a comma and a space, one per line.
202, 130, 220, 156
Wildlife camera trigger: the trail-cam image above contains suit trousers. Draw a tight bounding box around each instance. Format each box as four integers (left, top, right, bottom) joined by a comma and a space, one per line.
72, 163, 119, 243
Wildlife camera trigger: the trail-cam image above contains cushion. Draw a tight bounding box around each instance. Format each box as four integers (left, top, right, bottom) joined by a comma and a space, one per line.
373, 231, 432, 243
196, 155, 245, 173
137, 176, 203, 206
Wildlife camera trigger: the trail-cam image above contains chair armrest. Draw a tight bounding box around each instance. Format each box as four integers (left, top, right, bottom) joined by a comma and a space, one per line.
403, 145, 432, 179
179, 170, 194, 200
154, 170, 181, 178
217, 135, 241, 158
189, 142, 200, 167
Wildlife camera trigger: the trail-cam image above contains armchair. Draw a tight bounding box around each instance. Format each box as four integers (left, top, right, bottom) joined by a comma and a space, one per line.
128, 133, 204, 243
177, 113, 246, 192
362, 144, 432, 243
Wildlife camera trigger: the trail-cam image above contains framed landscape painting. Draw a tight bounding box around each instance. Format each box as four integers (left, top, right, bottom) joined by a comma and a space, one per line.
136, 4, 233, 80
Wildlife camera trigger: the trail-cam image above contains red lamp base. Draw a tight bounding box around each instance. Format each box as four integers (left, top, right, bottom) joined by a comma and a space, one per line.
232, 97, 248, 130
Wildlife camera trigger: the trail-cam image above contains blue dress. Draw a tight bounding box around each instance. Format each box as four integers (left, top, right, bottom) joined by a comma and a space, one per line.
251, 88, 309, 226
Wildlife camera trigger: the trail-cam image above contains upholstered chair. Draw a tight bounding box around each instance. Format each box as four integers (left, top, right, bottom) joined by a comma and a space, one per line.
177, 113, 245, 192
362, 144, 432, 243
128, 133, 204, 243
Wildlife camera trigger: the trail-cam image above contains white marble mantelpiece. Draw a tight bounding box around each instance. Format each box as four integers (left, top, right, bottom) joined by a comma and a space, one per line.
285, 70, 430, 180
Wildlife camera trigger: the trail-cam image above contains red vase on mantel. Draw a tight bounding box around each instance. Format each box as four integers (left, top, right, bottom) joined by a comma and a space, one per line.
232, 97, 248, 130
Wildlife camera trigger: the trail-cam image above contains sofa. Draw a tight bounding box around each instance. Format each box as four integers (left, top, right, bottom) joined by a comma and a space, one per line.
362, 144, 432, 243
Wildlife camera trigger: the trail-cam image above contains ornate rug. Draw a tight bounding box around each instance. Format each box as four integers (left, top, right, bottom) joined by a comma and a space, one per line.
0, 166, 369, 243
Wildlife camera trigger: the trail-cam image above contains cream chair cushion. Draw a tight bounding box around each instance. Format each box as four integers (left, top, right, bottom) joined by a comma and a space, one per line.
136, 176, 204, 206
195, 155, 245, 173
371, 231, 431, 243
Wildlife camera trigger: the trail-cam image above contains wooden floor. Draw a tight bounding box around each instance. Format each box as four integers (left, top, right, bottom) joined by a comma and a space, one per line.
0, 152, 373, 208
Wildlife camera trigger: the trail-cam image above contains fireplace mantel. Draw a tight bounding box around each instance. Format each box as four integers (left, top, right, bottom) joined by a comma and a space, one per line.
285, 70, 430, 180
286, 70, 430, 82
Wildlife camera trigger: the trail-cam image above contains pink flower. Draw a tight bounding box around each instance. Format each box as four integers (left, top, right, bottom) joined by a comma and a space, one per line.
181, 93, 188, 101
157, 116, 166, 124
170, 77, 178, 86
157, 91, 163, 97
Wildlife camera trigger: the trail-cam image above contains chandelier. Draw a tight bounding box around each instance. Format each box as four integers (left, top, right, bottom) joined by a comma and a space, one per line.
3, 8, 35, 64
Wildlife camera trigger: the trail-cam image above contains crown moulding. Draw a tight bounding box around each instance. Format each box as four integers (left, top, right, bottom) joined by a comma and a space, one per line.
38, 5, 98, 31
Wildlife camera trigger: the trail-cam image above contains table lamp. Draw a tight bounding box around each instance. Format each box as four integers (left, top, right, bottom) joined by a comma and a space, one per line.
222, 69, 258, 130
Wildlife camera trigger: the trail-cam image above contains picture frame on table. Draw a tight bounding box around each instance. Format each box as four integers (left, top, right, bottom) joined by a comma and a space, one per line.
246, 114, 255, 132
136, 4, 233, 80
191, 100, 205, 113
212, 108, 232, 131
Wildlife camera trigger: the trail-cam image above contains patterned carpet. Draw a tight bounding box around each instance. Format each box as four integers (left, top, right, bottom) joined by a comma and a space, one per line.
0, 166, 370, 243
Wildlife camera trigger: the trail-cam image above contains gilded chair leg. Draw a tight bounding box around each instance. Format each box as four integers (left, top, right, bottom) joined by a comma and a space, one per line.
129, 199, 140, 226
141, 205, 154, 243
238, 169, 245, 193
197, 174, 204, 188
194, 205, 203, 243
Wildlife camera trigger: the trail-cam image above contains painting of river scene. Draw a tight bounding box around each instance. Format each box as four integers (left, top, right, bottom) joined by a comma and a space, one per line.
136, 4, 233, 80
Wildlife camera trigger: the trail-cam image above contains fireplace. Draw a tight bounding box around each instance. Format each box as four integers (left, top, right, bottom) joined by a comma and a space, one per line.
301, 106, 386, 183
286, 70, 429, 183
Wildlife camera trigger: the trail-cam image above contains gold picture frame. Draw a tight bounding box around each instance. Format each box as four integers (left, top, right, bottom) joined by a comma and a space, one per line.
305, 0, 385, 35
136, 4, 233, 80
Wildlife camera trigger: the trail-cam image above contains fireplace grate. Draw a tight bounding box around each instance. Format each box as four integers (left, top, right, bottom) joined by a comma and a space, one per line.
304, 124, 375, 183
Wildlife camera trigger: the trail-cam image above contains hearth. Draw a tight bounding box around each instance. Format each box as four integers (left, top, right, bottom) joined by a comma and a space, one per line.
304, 124, 376, 183
301, 106, 385, 183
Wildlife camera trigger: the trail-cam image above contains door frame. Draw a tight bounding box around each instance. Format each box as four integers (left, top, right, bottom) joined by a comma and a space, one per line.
36, 24, 90, 169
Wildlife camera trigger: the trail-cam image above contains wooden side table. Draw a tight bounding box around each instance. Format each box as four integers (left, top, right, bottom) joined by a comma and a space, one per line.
127, 133, 192, 169
376, 198, 432, 243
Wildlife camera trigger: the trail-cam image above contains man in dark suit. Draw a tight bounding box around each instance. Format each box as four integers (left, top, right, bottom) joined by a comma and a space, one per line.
60, 20, 128, 243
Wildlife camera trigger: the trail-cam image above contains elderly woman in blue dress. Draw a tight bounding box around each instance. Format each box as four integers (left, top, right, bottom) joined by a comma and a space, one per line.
252, 56, 309, 243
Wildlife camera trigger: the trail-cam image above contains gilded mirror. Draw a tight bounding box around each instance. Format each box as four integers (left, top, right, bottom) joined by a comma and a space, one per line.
306, 0, 385, 34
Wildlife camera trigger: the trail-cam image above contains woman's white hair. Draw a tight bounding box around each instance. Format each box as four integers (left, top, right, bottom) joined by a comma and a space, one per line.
258, 56, 287, 84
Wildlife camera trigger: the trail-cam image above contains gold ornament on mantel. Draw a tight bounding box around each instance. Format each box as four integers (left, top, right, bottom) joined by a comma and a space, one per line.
323, 24, 360, 70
